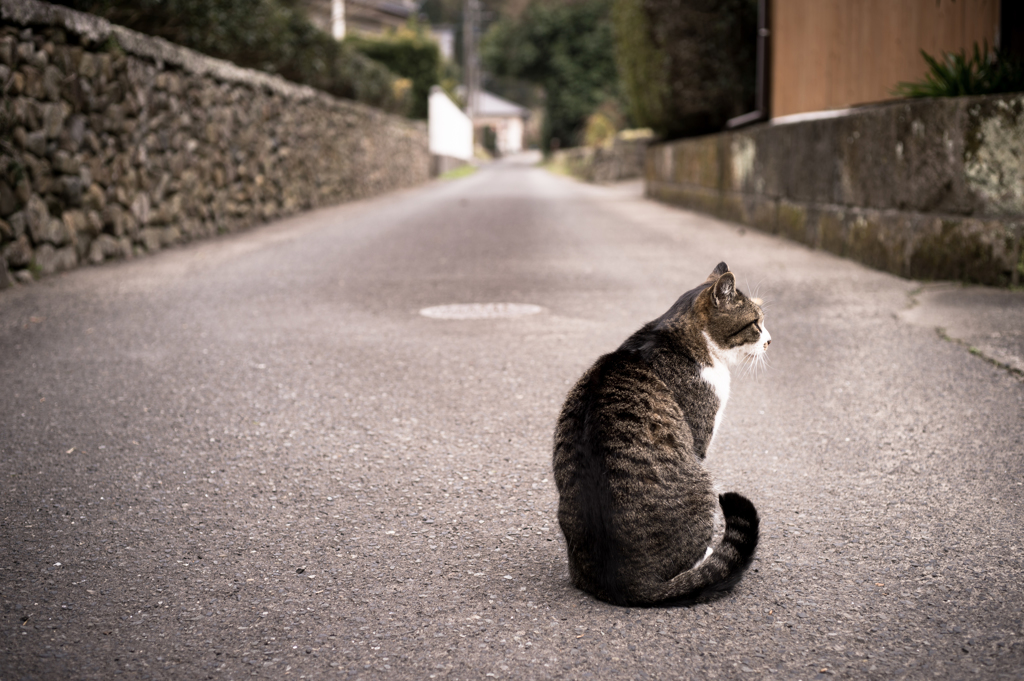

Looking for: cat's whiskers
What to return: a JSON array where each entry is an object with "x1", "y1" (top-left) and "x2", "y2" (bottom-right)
[
  {"x1": 741, "y1": 345, "x2": 771, "y2": 379},
  {"x1": 748, "y1": 278, "x2": 765, "y2": 303},
  {"x1": 745, "y1": 352, "x2": 761, "y2": 378},
  {"x1": 755, "y1": 352, "x2": 771, "y2": 378}
]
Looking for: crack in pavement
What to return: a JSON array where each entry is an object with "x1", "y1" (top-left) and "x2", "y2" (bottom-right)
[{"x1": 900, "y1": 283, "x2": 1024, "y2": 379}]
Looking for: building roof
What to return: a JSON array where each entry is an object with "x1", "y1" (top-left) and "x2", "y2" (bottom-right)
[
  {"x1": 475, "y1": 91, "x2": 530, "y2": 119},
  {"x1": 298, "y1": 0, "x2": 416, "y2": 35},
  {"x1": 353, "y1": 0, "x2": 415, "y2": 18}
]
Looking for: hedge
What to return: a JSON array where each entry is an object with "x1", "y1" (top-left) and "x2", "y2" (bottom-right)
[{"x1": 48, "y1": 0, "x2": 402, "y2": 112}]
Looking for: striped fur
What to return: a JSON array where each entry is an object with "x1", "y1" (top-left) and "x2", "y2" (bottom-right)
[{"x1": 553, "y1": 263, "x2": 765, "y2": 606}]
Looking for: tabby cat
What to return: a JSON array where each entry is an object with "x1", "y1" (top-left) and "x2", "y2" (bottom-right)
[{"x1": 553, "y1": 262, "x2": 769, "y2": 606}]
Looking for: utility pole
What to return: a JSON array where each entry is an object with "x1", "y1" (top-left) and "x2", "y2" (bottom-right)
[
  {"x1": 331, "y1": 0, "x2": 346, "y2": 40},
  {"x1": 463, "y1": 0, "x2": 481, "y2": 116}
]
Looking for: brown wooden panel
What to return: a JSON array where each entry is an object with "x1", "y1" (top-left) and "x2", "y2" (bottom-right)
[{"x1": 772, "y1": 0, "x2": 1000, "y2": 118}]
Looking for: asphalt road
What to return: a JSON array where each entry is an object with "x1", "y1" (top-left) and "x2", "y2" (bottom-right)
[{"x1": 2, "y1": 155, "x2": 1023, "y2": 680}]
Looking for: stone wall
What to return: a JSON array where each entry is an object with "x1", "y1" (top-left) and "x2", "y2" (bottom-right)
[
  {"x1": 551, "y1": 133, "x2": 651, "y2": 184},
  {"x1": 646, "y1": 95, "x2": 1024, "y2": 287},
  {"x1": 0, "y1": 0, "x2": 429, "y2": 287}
]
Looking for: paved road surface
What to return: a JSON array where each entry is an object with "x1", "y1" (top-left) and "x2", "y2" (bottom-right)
[{"x1": 2, "y1": 156, "x2": 1023, "y2": 680}]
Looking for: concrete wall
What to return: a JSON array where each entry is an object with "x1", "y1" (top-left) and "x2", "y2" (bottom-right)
[
  {"x1": 646, "y1": 95, "x2": 1024, "y2": 286},
  {"x1": 0, "y1": 0, "x2": 429, "y2": 287},
  {"x1": 428, "y1": 86, "x2": 472, "y2": 163}
]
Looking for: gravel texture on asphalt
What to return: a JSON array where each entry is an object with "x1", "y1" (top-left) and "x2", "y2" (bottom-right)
[{"x1": 1, "y1": 157, "x2": 1022, "y2": 679}]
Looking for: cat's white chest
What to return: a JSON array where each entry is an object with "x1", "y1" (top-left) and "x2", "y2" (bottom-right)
[{"x1": 700, "y1": 356, "x2": 731, "y2": 443}]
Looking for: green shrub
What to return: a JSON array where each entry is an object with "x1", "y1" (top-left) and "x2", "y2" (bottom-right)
[
  {"x1": 894, "y1": 43, "x2": 1024, "y2": 98},
  {"x1": 50, "y1": 0, "x2": 401, "y2": 112},
  {"x1": 611, "y1": 0, "x2": 668, "y2": 134},
  {"x1": 582, "y1": 112, "x2": 617, "y2": 148},
  {"x1": 346, "y1": 25, "x2": 442, "y2": 119},
  {"x1": 481, "y1": 0, "x2": 620, "y2": 151},
  {"x1": 481, "y1": 125, "x2": 498, "y2": 155}
]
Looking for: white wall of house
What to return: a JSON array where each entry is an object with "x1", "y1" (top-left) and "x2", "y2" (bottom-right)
[
  {"x1": 502, "y1": 117, "x2": 524, "y2": 154},
  {"x1": 475, "y1": 116, "x2": 524, "y2": 155},
  {"x1": 331, "y1": 0, "x2": 345, "y2": 39},
  {"x1": 428, "y1": 88, "x2": 473, "y2": 161}
]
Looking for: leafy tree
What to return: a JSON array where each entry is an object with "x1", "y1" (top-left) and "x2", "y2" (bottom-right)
[
  {"x1": 613, "y1": 0, "x2": 756, "y2": 139},
  {"x1": 50, "y1": 0, "x2": 400, "y2": 111},
  {"x1": 611, "y1": 0, "x2": 667, "y2": 133},
  {"x1": 481, "y1": 0, "x2": 619, "y2": 150},
  {"x1": 346, "y1": 24, "x2": 442, "y2": 119}
]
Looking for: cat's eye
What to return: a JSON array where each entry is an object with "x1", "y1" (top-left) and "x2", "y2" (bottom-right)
[{"x1": 730, "y1": 321, "x2": 759, "y2": 338}]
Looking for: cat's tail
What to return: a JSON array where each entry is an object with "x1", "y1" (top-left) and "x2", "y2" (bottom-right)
[{"x1": 643, "y1": 492, "x2": 760, "y2": 605}]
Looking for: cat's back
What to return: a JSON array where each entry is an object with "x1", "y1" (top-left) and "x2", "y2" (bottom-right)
[
  {"x1": 553, "y1": 343, "x2": 696, "y2": 479},
  {"x1": 552, "y1": 341, "x2": 716, "y2": 602}
]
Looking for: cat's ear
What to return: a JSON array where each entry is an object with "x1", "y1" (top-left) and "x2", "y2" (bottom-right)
[
  {"x1": 712, "y1": 272, "x2": 736, "y2": 307},
  {"x1": 706, "y1": 262, "x2": 729, "y2": 282}
]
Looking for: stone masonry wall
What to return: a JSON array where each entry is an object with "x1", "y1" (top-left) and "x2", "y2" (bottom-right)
[
  {"x1": 0, "y1": 0, "x2": 429, "y2": 287},
  {"x1": 552, "y1": 134, "x2": 651, "y2": 184},
  {"x1": 646, "y1": 95, "x2": 1024, "y2": 287}
]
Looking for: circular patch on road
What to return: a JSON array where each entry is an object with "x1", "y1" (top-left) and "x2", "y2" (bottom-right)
[{"x1": 419, "y1": 303, "x2": 544, "y2": 320}]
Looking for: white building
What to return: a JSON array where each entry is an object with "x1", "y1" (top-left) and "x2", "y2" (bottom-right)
[
  {"x1": 473, "y1": 91, "x2": 530, "y2": 155},
  {"x1": 430, "y1": 25, "x2": 455, "y2": 62},
  {"x1": 299, "y1": 0, "x2": 418, "y2": 37}
]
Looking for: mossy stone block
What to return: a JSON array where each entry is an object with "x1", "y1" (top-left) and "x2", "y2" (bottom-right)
[{"x1": 777, "y1": 200, "x2": 807, "y2": 242}]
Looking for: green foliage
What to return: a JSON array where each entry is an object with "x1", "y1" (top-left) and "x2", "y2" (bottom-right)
[
  {"x1": 583, "y1": 112, "x2": 617, "y2": 148},
  {"x1": 50, "y1": 0, "x2": 401, "y2": 112},
  {"x1": 439, "y1": 164, "x2": 477, "y2": 180},
  {"x1": 614, "y1": 0, "x2": 756, "y2": 139},
  {"x1": 894, "y1": 43, "x2": 1024, "y2": 98},
  {"x1": 481, "y1": 0, "x2": 619, "y2": 150},
  {"x1": 610, "y1": 0, "x2": 667, "y2": 133},
  {"x1": 481, "y1": 125, "x2": 498, "y2": 155},
  {"x1": 582, "y1": 99, "x2": 625, "y2": 147},
  {"x1": 346, "y1": 25, "x2": 442, "y2": 119},
  {"x1": 483, "y1": 75, "x2": 543, "y2": 110}
]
